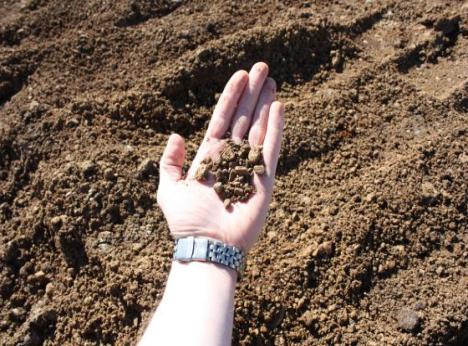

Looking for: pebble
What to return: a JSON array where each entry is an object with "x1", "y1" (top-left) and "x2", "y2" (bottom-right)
[
  {"x1": 50, "y1": 215, "x2": 64, "y2": 229},
  {"x1": 314, "y1": 241, "x2": 334, "y2": 257},
  {"x1": 132, "y1": 243, "x2": 144, "y2": 253},
  {"x1": 421, "y1": 181, "x2": 438, "y2": 199},
  {"x1": 45, "y1": 283, "x2": 55, "y2": 297},
  {"x1": 234, "y1": 166, "x2": 249, "y2": 176},
  {"x1": 397, "y1": 308, "x2": 420, "y2": 332},
  {"x1": 248, "y1": 147, "x2": 262, "y2": 163},
  {"x1": 66, "y1": 118, "x2": 80, "y2": 128},
  {"x1": 364, "y1": 192, "x2": 376, "y2": 202},
  {"x1": 9, "y1": 307, "x2": 26, "y2": 321},
  {"x1": 195, "y1": 164, "x2": 209, "y2": 181},
  {"x1": 81, "y1": 161, "x2": 98, "y2": 178},
  {"x1": 253, "y1": 164, "x2": 265, "y2": 175},
  {"x1": 136, "y1": 159, "x2": 156, "y2": 179},
  {"x1": 213, "y1": 182, "x2": 224, "y2": 195},
  {"x1": 2, "y1": 241, "x2": 19, "y2": 262},
  {"x1": 34, "y1": 270, "x2": 46, "y2": 281},
  {"x1": 104, "y1": 168, "x2": 116, "y2": 181},
  {"x1": 301, "y1": 310, "x2": 316, "y2": 327},
  {"x1": 223, "y1": 198, "x2": 231, "y2": 209},
  {"x1": 221, "y1": 146, "x2": 235, "y2": 161}
]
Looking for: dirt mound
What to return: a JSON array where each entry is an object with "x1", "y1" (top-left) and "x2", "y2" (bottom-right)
[{"x1": 0, "y1": 0, "x2": 467, "y2": 345}]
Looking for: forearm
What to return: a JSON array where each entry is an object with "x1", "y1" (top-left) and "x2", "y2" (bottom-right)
[{"x1": 138, "y1": 261, "x2": 237, "y2": 346}]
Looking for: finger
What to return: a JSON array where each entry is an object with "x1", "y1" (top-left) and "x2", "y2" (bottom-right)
[
  {"x1": 207, "y1": 70, "x2": 249, "y2": 139},
  {"x1": 248, "y1": 77, "x2": 276, "y2": 146},
  {"x1": 262, "y1": 101, "x2": 284, "y2": 184},
  {"x1": 231, "y1": 62, "x2": 269, "y2": 142},
  {"x1": 159, "y1": 133, "x2": 186, "y2": 183}
]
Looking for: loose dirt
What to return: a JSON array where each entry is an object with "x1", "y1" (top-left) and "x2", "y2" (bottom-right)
[
  {"x1": 0, "y1": 1, "x2": 467, "y2": 345},
  {"x1": 195, "y1": 139, "x2": 264, "y2": 208}
]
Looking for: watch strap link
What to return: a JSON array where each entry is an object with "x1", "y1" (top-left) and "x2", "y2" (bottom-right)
[{"x1": 173, "y1": 236, "x2": 245, "y2": 276}]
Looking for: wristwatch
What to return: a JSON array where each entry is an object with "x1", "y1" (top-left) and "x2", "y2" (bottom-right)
[{"x1": 173, "y1": 236, "x2": 246, "y2": 277}]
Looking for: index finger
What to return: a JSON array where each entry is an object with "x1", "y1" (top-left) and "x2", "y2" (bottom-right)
[{"x1": 206, "y1": 70, "x2": 249, "y2": 139}]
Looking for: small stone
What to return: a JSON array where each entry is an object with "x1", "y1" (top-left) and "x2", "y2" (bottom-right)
[
  {"x1": 331, "y1": 53, "x2": 343, "y2": 69},
  {"x1": 421, "y1": 181, "x2": 438, "y2": 199},
  {"x1": 223, "y1": 198, "x2": 231, "y2": 209},
  {"x1": 66, "y1": 118, "x2": 80, "y2": 128},
  {"x1": 29, "y1": 100, "x2": 40, "y2": 111},
  {"x1": 50, "y1": 215, "x2": 64, "y2": 229},
  {"x1": 104, "y1": 168, "x2": 116, "y2": 181},
  {"x1": 98, "y1": 231, "x2": 113, "y2": 245},
  {"x1": 314, "y1": 241, "x2": 334, "y2": 257},
  {"x1": 2, "y1": 241, "x2": 19, "y2": 262},
  {"x1": 34, "y1": 270, "x2": 46, "y2": 280},
  {"x1": 213, "y1": 182, "x2": 224, "y2": 195},
  {"x1": 300, "y1": 244, "x2": 316, "y2": 258},
  {"x1": 221, "y1": 146, "x2": 235, "y2": 161},
  {"x1": 267, "y1": 231, "x2": 277, "y2": 239},
  {"x1": 136, "y1": 159, "x2": 156, "y2": 179},
  {"x1": 460, "y1": 152, "x2": 468, "y2": 164},
  {"x1": 397, "y1": 308, "x2": 420, "y2": 332},
  {"x1": 234, "y1": 166, "x2": 249, "y2": 176},
  {"x1": 300, "y1": 310, "x2": 316, "y2": 327},
  {"x1": 45, "y1": 283, "x2": 55, "y2": 297},
  {"x1": 132, "y1": 243, "x2": 144, "y2": 253},
  {"x1": 248, "y1": 147, "x2": 262, "y2": 164},
  {"x1": 195, "y1": 164, "x2": 209, "y2": 181},
  {"x1": 365, "y1": 192, "x2": 376, "y2": 202},
  {"x1": 253, "y1": 165, "x2": 265, "y2": 175},
  {"x1": 9, "y1": 307, "x2": 26, "y2": 321},
  {"x1": 81, "y1": 161, "x2": 98, "y2": 178}
]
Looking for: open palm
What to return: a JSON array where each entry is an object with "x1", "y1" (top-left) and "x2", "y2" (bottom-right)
[{"x1": 157, "y1": 62, "x2": 284, "y2": 251}]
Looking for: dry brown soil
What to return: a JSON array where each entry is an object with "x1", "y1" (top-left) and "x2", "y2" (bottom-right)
[{"x1": 0, "y1": 0, "x2": 467, "y2": 345}]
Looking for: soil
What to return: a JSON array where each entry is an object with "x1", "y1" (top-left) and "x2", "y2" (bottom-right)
[
  {"x1": 0, "y1": 0, "x2": 467, "y2": 345},
  {"x1": 195, "y1": 139, "x2": 264, "y2": 207}
]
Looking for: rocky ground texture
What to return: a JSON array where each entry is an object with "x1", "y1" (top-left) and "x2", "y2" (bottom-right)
[{"x1": 0, "y1": 0, "x2": 467, "y2": 345}]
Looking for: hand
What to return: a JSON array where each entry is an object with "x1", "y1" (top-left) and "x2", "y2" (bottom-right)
[{"x1": 157, "y1": 62, "x2": 284, "y2": 252}]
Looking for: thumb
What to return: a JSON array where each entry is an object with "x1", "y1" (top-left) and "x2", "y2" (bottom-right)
[{"x1": 159, "y1": 133, "x2": 186, "y2": 183}]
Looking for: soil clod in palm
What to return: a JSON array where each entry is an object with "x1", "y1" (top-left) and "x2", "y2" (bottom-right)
[{"x1": 196, "y1": 139, "x2": 265, "y2": 207}]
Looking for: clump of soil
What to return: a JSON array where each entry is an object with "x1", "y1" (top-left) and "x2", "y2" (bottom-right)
[{"x1": 195, "y1": 139, "x2": 265, "y2": 208}]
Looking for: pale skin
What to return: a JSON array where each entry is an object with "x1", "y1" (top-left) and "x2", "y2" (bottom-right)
[{"x1": 138, "y1": 62, "x2": 284, "y2": 346}]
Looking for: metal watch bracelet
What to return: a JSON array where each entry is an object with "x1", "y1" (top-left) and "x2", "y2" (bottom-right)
[{"x1": 173, "y1": 236, "x2": 246, "y2": 278}]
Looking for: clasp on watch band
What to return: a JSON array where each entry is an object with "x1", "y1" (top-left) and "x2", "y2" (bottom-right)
[
  {"x1": 173, "y1": 236, "x2": 209, "y2": 261},
  {"x1": 173, "y1": 236, "x2": 245, "y2": 278}
]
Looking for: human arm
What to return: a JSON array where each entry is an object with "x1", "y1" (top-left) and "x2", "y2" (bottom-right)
[
  {"x1": 138, "y1": 62, "x2": 284, "y2": 346},
  {"x1": 138, "y1": 262, "x2": 236, "y2": 346}
]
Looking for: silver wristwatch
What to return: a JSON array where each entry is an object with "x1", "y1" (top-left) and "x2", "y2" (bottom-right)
[{"x1": 173, "y1": 236, "x2": 246, "y2": 277}]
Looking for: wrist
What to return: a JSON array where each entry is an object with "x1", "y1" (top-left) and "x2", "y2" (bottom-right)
[
  {"x1": 170, "y1": 260, "x2": 238, "y2": 283},
  {"x1": 159, "y1": 261, "x2": 237, "y2": 311}
]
